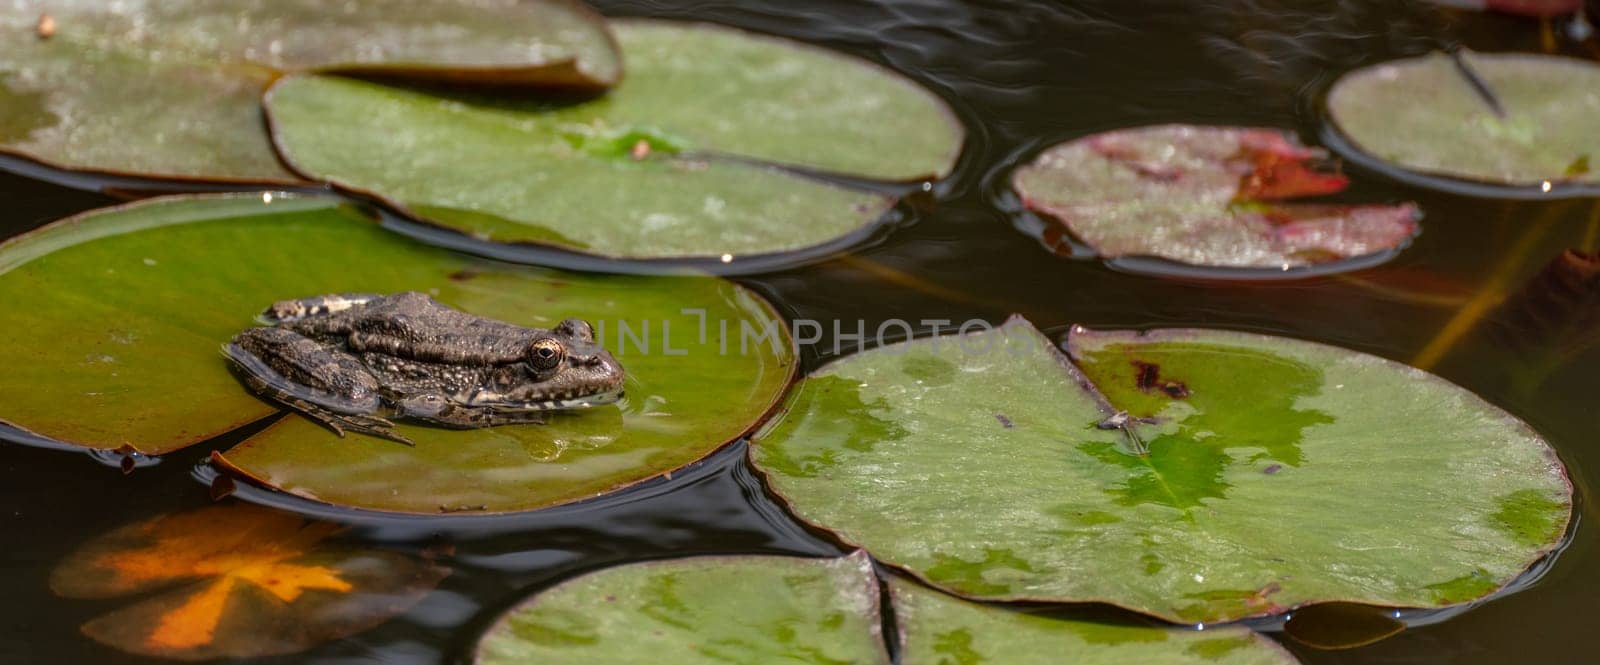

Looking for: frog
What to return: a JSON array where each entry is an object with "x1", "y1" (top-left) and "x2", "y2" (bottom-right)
[{"x1": 224, "y1": 291, "x2": 625, "y2": 446}]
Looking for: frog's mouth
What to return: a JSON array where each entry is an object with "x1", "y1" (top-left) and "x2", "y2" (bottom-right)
[
  {"x1": 474, "y1": 387, "x2": 625, "y2": 411},
  {"x1": 521, "y1": 388, "x2": 625, "y2": 411}
]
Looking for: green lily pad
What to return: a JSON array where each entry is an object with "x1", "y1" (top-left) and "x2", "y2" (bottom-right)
[
  {"x1": 473, "y1": 552, "x2": 1298, "y2": 664},
  {"x1": 474, "y1": 552, "x2": 890, "y2": 665},
  {"x1": 265, "y1": 20, "x2": 963, "y2": 260},
  {"x1": 1326, "y1": 51, "x2": 1600, "y2": 190},
  {"x1": 1013, "y1": 125, "x2": 1419, "y2": 271},
  {"x1": 750, "y1": 317, "x2": 1571, "y2": 623},
  {"x1": 0, "y1": 193, "x2": 794, "y2": 515},
  {"x1": 0, "y1": 0, "x2": 618, "y2": 181},
  {"x1": 890, "y1": 578, "x2": 1296, "y2": 664}
]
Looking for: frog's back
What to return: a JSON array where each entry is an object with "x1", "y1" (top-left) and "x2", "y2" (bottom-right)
[{"x1": 304, "y1": 291, "x2": 538, "y2": 365}]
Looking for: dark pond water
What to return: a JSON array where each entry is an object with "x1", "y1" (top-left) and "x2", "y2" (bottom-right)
[{"x1": 2, "y1": 0, "x2": 1597, "y2": 662}]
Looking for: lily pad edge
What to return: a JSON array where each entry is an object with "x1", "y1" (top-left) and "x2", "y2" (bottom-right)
[
  {"x1": 616, "y1": 18, "x2": 967, "y2": 182},
  {"x1": 884, "y1": 576, "x2": 1301, "y2": 663},
  {"x1": 748, "y1": 314, "x2": 1575, "y2": 624}
]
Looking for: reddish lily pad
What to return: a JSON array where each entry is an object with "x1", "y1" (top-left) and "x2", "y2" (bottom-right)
[
  {"x1": 0, "y1": 194, "x2": 794, "y2": 514},
  {"x1": 0, "y1": 0, "x2": 618, "y2": 182},
  {"x1": 1327, "y1": 51, "x2": 1600, "y2": 192},
  {"x1": 1013, "y1": 125, "x2": 1419, "y2": 271},
  {"x1": 750, "y1": 317, "x2": 1571, "y2": 623},
  {"x1": 50, "y1": 503, "x2": 446, "y2": 660},
  {"x1": 264, "y1": 20, "x2": 964, "y2": 261}
]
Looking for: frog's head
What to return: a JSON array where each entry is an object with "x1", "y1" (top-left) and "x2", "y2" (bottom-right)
[{"x1": 479, "y1": 318, "x2": 625, "y2": 410}]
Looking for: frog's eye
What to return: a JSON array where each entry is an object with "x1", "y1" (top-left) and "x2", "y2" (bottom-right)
[{"x1": 527, "y1": 338, "x2": 566, "y2": 372}]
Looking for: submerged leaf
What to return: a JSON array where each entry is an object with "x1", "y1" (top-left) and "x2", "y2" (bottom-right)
[
  {"x1": 750, "y1": 317, "x2": 1571, "y2": 623},
  {"x1": 0, "y1": 0, "x2": 618, "y2": 181},
  {"x1": 265, "y1": 20, "x2": 963, "y2": 260},
  {"x1": 1013, "y1": 125, "x2": 1419, "y2": 270},
  {"x1": 891, "y1": 578, "x2": 1296, "y2": 664},
  {"x1": 474, "y1": 553, "x2": 890, "y2": 665},
  {"x1": 50, "y1": 503, "x2": 446, "y2": 660},
  {"x1": 1491, "y1": 249, "x2": 1600, "y2": 357},
  {"x1": 0, "y1": 194, "x2": 793, "y2": 514},
  {"x1": 1327, "y1": 51, "x2": 1600, "y2": 189}
]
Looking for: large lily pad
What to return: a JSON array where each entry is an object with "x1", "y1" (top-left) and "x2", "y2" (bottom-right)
[
  {"x1": 0, "y1": 194, "x2": 793, "y2": 514},
  {"x1": 473, "y1": 552, "x2": 1298, "y2": 664},
  {"x1": 890, "y1": 578, "x2": 1295, "y2": 664},
  {"x1": 51, "y1": 503, "x2": 447, "y2": 660},
  {"x1": 265, "y1": 20, "x2": 963, "y2": 260},
  {"x1": 474, "y1": 553, "x2": 890, "y2": 664},
  {"x1": 750, "y1": 317, "x2": 1571, "y2": 623},
  {"x1": 0, "y1": 0, "x2": 618, "y2": 181},
  {"x1": 1327, "y1": 51, "x2": 1600, "y2": 191},
  {"x1": 1013, "y1": 125, "x2": 1419, "y2": 270}
]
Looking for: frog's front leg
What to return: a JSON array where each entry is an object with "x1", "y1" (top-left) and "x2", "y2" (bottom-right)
[
  {"x1": 225, "y1": 327, "x2": 414, "y2": 446},
  {"x1": 393, "y1": 393, "x2": 548, "y2": 429},
  {"x1": 260, "y1": 293, "x2": 382, "y2": 324}
]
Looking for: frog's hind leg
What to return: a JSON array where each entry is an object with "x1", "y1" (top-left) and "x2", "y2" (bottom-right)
[
  {"x1": 260, "y1": 293, "x2": 383, "y2": 324},
  {"x1": 225, "y1": 327, "x2": 414, "y2": 446}
]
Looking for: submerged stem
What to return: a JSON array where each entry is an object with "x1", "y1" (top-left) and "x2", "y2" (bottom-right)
[
  {"x1": 1580, "y1": 200, "x2": 1600, "y2": 253},
  {"x1": 1412, "y1": 204, "x2": 1563, "y2": 370}
]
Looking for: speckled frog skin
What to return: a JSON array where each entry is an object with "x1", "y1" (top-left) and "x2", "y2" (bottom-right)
[{"x1": 225, "y1": 291, "x2": 624, "y2": 445}]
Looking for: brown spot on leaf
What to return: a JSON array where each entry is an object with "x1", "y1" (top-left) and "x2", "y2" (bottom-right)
[
  {"x1": 1134, "y1": 361, "x2": 1159, "y2": 391},
  {"x1": 447, "y1": 269, "x2": 479, "y2": 282},
  {"x1": 995, "y1": 413, "x2": 1014, "y2": 428},
  {"x1": 1132, "y1": 361, "x2": 1190, "y2": 399},
  {"x1": 1263, "y1": 464, "x2": 1283, "y2": 475}
]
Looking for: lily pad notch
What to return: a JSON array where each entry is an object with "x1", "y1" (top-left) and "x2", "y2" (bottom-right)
[
  {"x1": 750, "y1": 315, "x2": 1572, "y2": 624},
  {"x1": 1012, "y1": 124, "x2": 1420, "y2": 277},
  {"x1": 263, "y1": 20, "x2": 965, "y2": 265}
]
